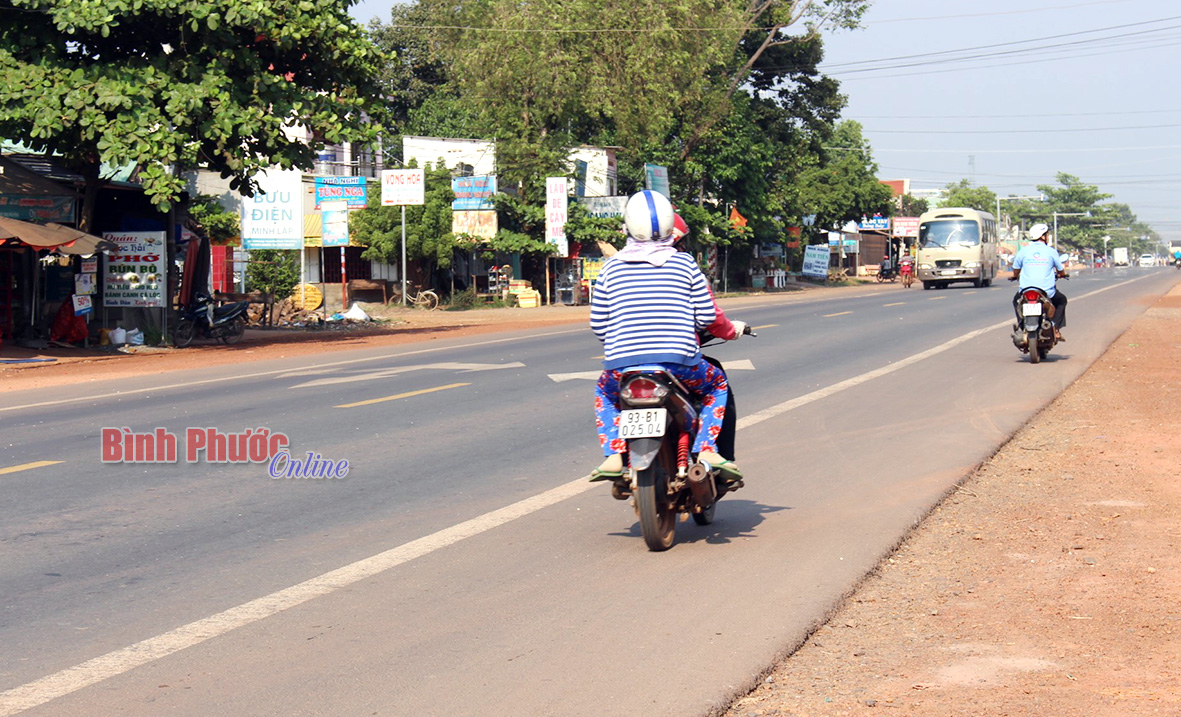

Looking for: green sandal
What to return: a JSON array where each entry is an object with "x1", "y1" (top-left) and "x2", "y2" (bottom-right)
[{"x1": 588, "y1": 467, "x2": 625, "y2": 482}]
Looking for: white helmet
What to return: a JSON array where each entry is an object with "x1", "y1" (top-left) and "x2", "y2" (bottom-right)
[
  {"x1": 1028, "y1": 223, "x2": 1050, "y2": 242},
  {"x1": 623, "y1": 190, "x2": 675, "y2": 242}
]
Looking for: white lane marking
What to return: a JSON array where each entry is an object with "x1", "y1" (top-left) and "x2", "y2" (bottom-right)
[
  {"x1": 549, "y1": 371, "x2": 604, "y2": 382},
  {"x1": 0, "y1": 277, "x2": 1143, "y2": 714},
  {"x1": 738, "y1": 277, "x2": 1139, "y2": 430},
  {"x1": 0, "y1": 478, "x2": 597, "y2": 716},
  {"x1": 0, "y1": 329, "x2": 582, "y2": 414},
  {"x1": 289, "y1": 362, "x2": 525, "y2": 389},
  {"x1": 547, "y1": 360, "x2": 755, "y2": 383}
]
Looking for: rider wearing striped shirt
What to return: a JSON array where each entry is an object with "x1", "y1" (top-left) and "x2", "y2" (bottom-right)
[{"x1": 588, "y1": 190, "x2": 744, "y2": 482}]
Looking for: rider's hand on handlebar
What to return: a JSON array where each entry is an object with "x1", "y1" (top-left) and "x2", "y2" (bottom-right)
[{"x1": 730, "y1": 320, "x2": 747, "y2": 339}]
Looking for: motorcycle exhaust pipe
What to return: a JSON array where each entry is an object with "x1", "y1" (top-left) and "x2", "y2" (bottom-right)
[{"x1": 687, "y1": 462, "x2": 717, "y2": 508}]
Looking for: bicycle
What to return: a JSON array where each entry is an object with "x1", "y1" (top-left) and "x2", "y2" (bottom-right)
[{"x1": 391, "y1": 285, "x2": 440, "y2": 310}]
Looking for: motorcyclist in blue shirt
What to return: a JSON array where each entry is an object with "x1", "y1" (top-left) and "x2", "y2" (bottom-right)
[{"x1": 1010, "y1": 223, "x2": 1068, "y2": 341}]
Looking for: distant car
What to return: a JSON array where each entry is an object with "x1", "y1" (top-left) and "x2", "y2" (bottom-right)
[{"x1": 1138, "y1": 254, "x2": 1155, "y2": 267}]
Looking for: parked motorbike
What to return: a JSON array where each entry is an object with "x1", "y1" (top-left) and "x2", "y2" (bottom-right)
[
  {"x1": 1010, "y1": 286, "x2": 1059, "y2": 364},
  {"x1": 605, "y1": 325, "x2": 754, "y2": 551},
  {"x1": 173, "y1": 293, "x2": 248, "y2": 348}
]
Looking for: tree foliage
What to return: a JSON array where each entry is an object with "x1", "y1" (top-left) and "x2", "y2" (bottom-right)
[
  {"x1": 186, "y1": 194, "x2": 239, "y2": 245},
  {"x1": 353, "y1": 162, "x2": 457, "y2": 269},
  {"x1": 791, "y1": 121, "x2": 893, "y2": 231},
  {"x1": 0, "y1": 0, "x2": 384, "y2": 227},
  {"x1": 939, "y1": 179, "x2": 997, "y2": 214}
]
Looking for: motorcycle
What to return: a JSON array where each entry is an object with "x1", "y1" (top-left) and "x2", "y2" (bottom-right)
[
  {"x1": 876, "y1": 265, "x2": 896, "y2": 282},
  {"x1": 1010, "y1": 286, "x2": 1059, "y2": 364},
  {"x1": 173, "y1": 293, "x2": 249, "y2": 347},
  {"x1": 899, "y1": 261, "x2": 915, "y2": 288},
  {"x1": 606, "y1": 325, "x2": 754, "y2": 551}
]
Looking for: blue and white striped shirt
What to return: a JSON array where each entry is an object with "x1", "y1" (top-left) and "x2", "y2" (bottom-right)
[{"x1": 590, "y1": 253, "x2": 718, "y2": 370}]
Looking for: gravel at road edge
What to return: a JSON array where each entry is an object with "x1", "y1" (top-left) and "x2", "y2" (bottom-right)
[{"x1": 724, "y1": 287, "x2": 1181, "y2": 715}]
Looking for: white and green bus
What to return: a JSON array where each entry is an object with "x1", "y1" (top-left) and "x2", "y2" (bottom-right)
[{"x1": 915, "y1": 207, "x2": 1000, "y2": 290}]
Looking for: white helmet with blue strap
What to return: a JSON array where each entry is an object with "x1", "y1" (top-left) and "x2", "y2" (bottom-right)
[{"x1": 623, "y1": 190, "x2": 675, "y2": 242}]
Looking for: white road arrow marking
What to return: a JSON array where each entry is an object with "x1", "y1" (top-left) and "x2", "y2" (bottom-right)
[{"x1": 289, "y1": 362, "x2": 525, "y2": 389}]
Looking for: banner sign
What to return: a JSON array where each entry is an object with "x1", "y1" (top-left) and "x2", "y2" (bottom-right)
[
  {"x1": 321, "y1": 201, "x2": 350, "y2": 247},
  {"x1": 241, "y1": 169, "x2": 303, "y2": 250},
  {"x1": 891, "y1": 216, "x2": 920, "y2": 238},
  {"x1": 858, "y1": 214, "x2": 890, "y2": 231},
  {"x1": 546, "y1": 177, "x2": 569, "y2": 258},
  {"x1": 74, "y1": 272, "x2": 95, "y2": 295},
  {"x1": 451, "y1": 175, "x2": 496, "y2": 211},
  {"x1": 314, "y1": 176, "x2": 368, "y2": 210},
  {"x1": 452, "y1": 210, "x2": 498, "y2": 239},
  {"x1": 801, "y1": 244, "x2": 831, "y2": 278},
  {"x1": 72, "y1": 294, "x2": 93, "y2": 316},
  {"x1": 643, "y1": 163, "x2": 670, "y2": 198},
  {"x1": 102, "y1": 231, "x2": 166, "y2": 307},
  {"x1": 0, "y1": 195, "x2": 75, "y2": 223},
  {"x1": 578, "y1": 196, "x2": 628, "y2": 219},
  {"x1": 381, "y1": 169, "x2": 425, "y2": 206}
]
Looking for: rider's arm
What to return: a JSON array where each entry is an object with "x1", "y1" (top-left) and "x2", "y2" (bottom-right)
[{"x1": 703, "y1": 285, "x2": 738, "y2": 340}]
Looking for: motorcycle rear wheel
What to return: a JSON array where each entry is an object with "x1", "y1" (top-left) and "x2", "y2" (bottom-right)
[
  {"x1": 173, "y1": 319, "x2": 195, "y2": 348},
  {"x1": 1028, "y1": 331, "x2": 1041, "y2": 363},
  {"x1": 636, "y1": 461, "x2": 677, "y2": 551},
  {"x1": 221, "y1": 317, "x2": 246, "y2": 345}
]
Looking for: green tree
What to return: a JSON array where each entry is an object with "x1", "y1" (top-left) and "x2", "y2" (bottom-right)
[
  {"x1": 0, "y1": 0, "x2": 383, "y2": 229},
  {"x1": 899, "y1": 194, "x2": 929, "y2": 216},
  {"x1": 186, "y1": 195, "x2": 239, "y2": 245},
  {"x1": 939, "y1": 179, "x2": 997, "y2": 213},
  {"x1": 353, "y1": 162, "x2": 458, "y2": 273},
  {"x1": 247, "y1": 250, "x2": 299, "y2": 298},
  {"x1": 791, "y1": 121, "x2": 893, "y2": 232}
]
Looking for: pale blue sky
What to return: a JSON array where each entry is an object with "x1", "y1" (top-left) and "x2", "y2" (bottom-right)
[{"x1": 349, "y1": 0, "x2": 1180, "y2": 244}]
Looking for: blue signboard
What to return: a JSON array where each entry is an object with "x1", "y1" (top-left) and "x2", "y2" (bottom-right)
[
  {"x1": 858, "y1": 214, "x2": 890, "y2": 231},
  {"x1": 452, "y1": 175, "x2": 497, "y2": 211},
  {"x1": 314, "y1": 176, "x2": 368, "y2": 210}
]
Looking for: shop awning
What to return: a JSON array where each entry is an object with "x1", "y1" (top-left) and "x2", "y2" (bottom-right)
[{"x1": 0, "y1": 216, "x2": 113, "y2": 255}]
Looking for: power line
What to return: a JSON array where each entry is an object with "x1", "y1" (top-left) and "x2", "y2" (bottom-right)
[
  {"x1": 828, "y1": 144, "x2": 1181, "y2": 154},
  {"x1": 827, "y1": 23, "x2": 1181, "y2": 75},
  {"x1": 868, "y1": 123, "x2": 1181, "y2": 135},
  {"x1": 829, "y1": 37, "x2": 1181, "y2": 81},
  {"x1": 856, "y1": 109, "x2": 1181, "y2": 120},
  {"x1": 869, "y1": 0, "x2": 1140, "y2": 24}
]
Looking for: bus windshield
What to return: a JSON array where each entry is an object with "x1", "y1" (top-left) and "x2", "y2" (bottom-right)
[{"x1": 920, "y1": 220, "x2": 980, "y2": 249}]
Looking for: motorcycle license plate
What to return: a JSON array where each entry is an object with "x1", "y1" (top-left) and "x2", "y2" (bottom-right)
[
  {"x1": 619, "y1": 408, "x2": 667, "y2": 438},
  {"x1": 1023, "y1": 302, "x2": 1043, "y2": 316}
]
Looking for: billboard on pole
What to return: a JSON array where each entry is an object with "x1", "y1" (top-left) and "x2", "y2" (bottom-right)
[
  {"x1": 241, "y1": 169, "x2": 304, "y2": 250},
  {"x1": 381, "y1": 169, "x2": 425, "y2": 206},
  {"x1": 546, "y1": 177, "x2": 569, "y2": 258}
]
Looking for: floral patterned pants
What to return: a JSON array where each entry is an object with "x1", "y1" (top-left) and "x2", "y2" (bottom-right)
[{"x1": 594, "y1": 359, "x2": 729, "y2": 457}]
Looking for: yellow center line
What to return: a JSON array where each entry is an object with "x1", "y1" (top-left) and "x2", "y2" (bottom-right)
[
  {"x1": 928, "y1": 296, "x2": 948, "y2": 301},
  {"x1": 0, "y1": 460, "x2": 63, "y2": 476},
  {"x1": 335, "y1": 383, "x2": 470, "y2": 408},
  {"x1": 882, "y1": 302, "x2": 906, "y2": 307},
  {"x1": 823, "y1": 311, "x2": 852, "y2": 318},
  {"x1": 752, "y1": 324, "x2": 778, "y2": 330}
]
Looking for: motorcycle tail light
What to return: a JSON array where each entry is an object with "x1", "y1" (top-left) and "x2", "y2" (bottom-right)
[
  {"x1": 1023, "y1": 289, "x2": 1042, "y2": 303},
  {"x1": 622, "y1": 377, "x2": 668, "y2": 402}
]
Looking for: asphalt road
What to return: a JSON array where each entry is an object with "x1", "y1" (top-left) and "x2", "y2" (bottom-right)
[{"x1": 1, "y1": 266, "x2": 1176, "y2": 716}]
